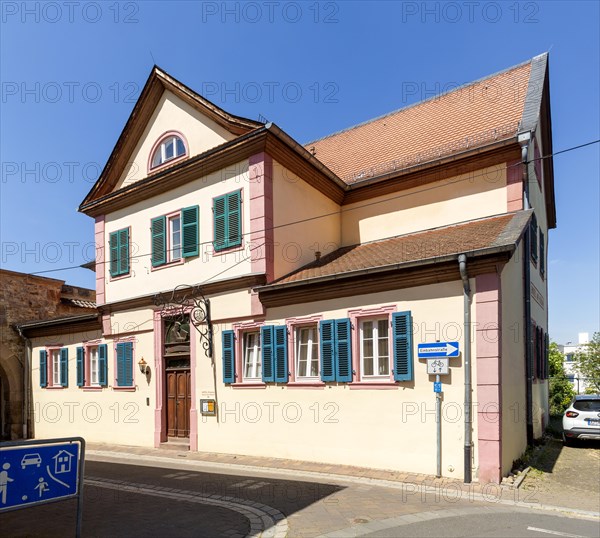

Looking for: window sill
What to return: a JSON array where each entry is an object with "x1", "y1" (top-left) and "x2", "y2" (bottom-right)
[
  {"x1": 231, "y1": 382, "x2": 266, "y2": 389},
  {"x1": 287, "y1": 382, "x2": 325, "y2": 389},
  {"x1": 151, "y1": 258, "x2": 185, "y2": 272},
  {"x1": 112, "y1": 386, "x2": 137, "y2": 392},
  {"x1": 45, "y1": 386, "x2": 66, "y2": 390},
  {"x1": 213, "y1": 242, "x2": 244, "y2": 257},
  {"x1": 110, "y1": 272, "x2": 132, "y2": 282},
  {"x1": 349, "y1": 382, "x2": 398, "y2": 390},
  {"x1": 81, "y1": 386, "x2": 104, "y2": 392}
]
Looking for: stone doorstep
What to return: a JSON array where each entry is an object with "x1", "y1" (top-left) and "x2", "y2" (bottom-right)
[{"x1": 85, "y1": 442, "x2": 484, "y2": 493}]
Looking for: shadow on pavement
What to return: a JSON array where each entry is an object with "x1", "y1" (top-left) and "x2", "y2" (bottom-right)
[{"x1": 0, "y1": 461, "x2": 345, "y2": 537}]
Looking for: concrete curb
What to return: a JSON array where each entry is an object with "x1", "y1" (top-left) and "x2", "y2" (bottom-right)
[
  {"x1": 86, "y1": 450, "x2": 600, "y2": 521},
  {"x1": 513, "y1": 466, "x2": 531, "y2": 489}
]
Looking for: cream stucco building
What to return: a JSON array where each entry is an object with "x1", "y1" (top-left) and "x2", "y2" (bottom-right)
[{"x1": 20, "y1": 53, "x2": 556, "y2": 484}]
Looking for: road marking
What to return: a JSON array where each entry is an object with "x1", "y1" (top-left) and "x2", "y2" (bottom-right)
[
  {"x1": 86, "y1": 476, "x2": 288, "y2": 538},
  {"x1": 527, "y1": 527, "x2": 585, "y2": 537}
]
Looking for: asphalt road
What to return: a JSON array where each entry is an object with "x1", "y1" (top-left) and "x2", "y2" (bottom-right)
[
  {"x1": 1, "y1": 460, "x2": 597, "y2": 537},
  {"x1": 364, "y1": 512, "x2": 600, "y2": 538}
]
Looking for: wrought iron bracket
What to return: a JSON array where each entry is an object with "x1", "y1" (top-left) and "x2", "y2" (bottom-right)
[{"x1": 153, "y1": 284, "x2": 213, "y2": 358}]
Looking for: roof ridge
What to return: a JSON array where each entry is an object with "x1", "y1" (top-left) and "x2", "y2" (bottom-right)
[{"x1": 303, "y1": 57, "x2": 535, "y2": 147}]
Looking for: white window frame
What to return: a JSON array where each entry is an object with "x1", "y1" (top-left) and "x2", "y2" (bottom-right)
[
  {"x1": 151, "y1": 135, "x2": 186, "y2": 168},
  {"x1": 89, "y1": 346, "x2": 99, "y2": 386},
  {"x1": 168, "y1": 213, "x2": 182, "y2": 262},
  {"x1": 359, "y1": 317, "x2": 391, "y2": 380},
  {"x1": 295, "y1": 325, "x2": 319, "y2": 380},
  {"x1": 51, "y1": 349, "x2": 61, "y2": 386},
  {"x1": 243, "y1": 331, "x2": 261, "y2": 380}
]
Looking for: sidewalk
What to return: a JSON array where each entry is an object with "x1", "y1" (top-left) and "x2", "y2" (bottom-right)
[{"x1": 86, "y1": 442, "x2": 599, "y2": 516}]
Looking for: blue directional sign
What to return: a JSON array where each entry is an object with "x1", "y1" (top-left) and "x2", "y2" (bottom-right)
[
  {"x1": 0, "y1": 438, "x2": 83, "y2": 512},
  {"x1": 434, "y1": 382, "x2": 442, "y2": 393},
  {"x1": 418, "y1": 342, "x2": 460, "y2": 358}
]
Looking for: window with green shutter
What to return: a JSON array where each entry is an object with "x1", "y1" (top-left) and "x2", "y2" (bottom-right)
[
  {"x1": 213, "y1": 190, "x2": 242, "y2": 251},
  {"x1": 151, "y1": 216, "x2": 167, "y2": 267},
  {"x1": 76, "y1": 347, "x2": 85, "y2": 387},
  {"x1": 392, "y1": 311, "x2": 413, "y2": 382},
  {"x1": 109, "y1": 228, "x2": 130, "y2": 277},
  {"x1": 151, "y1": 206, "x2": 198, "y2": 266},
  {"x1": 539, "y1": 229, "x2": 545, "y2": 278},
  {"x1": 319, "y1": 318, "x2": 353, "y2": 383},
  {"x1": 222, "y1": 330, "x2": 236, "y2": 384},
  {"x1": 116, "y1": 342, "x2": 134, "y2": 387},
  {"x1": 60, "y1": 348, "x2": 69, "y2": 387},
  {"x1": 181, "y1": 205, "x2": 199, "y2": 257},
  {"x1": 530, "y1": 213, "x2": 538, "y2": 264},
  {"x1": 40, "y1": 350, "x2": 48, "y2": 388}
]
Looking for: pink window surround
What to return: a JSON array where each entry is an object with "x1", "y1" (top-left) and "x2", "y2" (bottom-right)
[
  {"x1": 285, "y1": 314, "x2": 324, "y2": 387},
  {"x1": 82, "y1": 339, "x2": 103, "y2": 390},
  {"x1": 153, "y1": 309, "x2": 198, "y2": 450},
  {"x1": 150, "y1": 209, "x2": 185, "y2": 272},
  {"x1": 231, "y1": 320, "x2": 266, "y2": 387},
  {"x1": 95, "y1": 216, "x2": 105, "y2": 305},
  {"x1": 45, "y1": 345, "x2": 64, "y2": 389},
  {"x1": 147, "y1": 131, "x2": 189, "y2": 174},
  {"x1": 113, "y1": 336, "x2": 136, "y2": 391},
  {"x1": 475, "y1": 272, "x2": 503, "y2": 484},
  {"x1": 506, "y1": 159, "x2": 523, "y2": 213},
  {"x1": 108, "y1": 226, "x2": 132, "y2": 282},
  {"x1": 348, "y1": 305, "x2": 397, "y2": 385},
  {"x1": 249, "y1": 153, "x2": 274, "y2": 317}
]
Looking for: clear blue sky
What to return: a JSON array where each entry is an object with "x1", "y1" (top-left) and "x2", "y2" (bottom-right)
[{"x1": 1, "y1": 1, "x2": 598, "y2": 344}]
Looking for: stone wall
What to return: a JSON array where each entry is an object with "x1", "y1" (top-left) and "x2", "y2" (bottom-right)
[{"x1": 0, "y1": 269, "x2": 95, "y2": 439}]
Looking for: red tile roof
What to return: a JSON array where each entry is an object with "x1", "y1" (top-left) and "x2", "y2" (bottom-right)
[
  {"x1": 306, "y1": 61, "x2": 532, "y2": 184},
  {"x1": 269, "y1": 211, "x2": 531, "y2": 287}
]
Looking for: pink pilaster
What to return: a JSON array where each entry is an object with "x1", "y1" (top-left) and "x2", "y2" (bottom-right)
[
  {"x1": 249, "y1": 152, "x2": 274, "y2": 316},
  {"x1": 95, "y1": 215, "x2": 105, "y2": 305},
  {"x1": 506, "y1": 160, "x2": 523, "y2": 212},
  {"x1": 475, "y1": 272, "x2": 502, "y2": 483}
]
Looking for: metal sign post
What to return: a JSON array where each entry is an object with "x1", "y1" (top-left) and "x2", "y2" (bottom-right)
[
  {"x1": 435, "y1": 375, "x2": 442, "y2": 478},
  {"x1": 0, "y1": 437, "x2": 85, "y2": 537}
]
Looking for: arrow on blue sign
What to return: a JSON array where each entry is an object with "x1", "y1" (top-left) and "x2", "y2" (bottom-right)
[{"x1": 418, "y1": 342, "x2": 460, "y2": 358}]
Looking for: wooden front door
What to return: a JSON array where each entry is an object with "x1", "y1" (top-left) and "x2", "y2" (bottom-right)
[{"x1": 166, "y1": 369, "x2": 191, "y2": 437}]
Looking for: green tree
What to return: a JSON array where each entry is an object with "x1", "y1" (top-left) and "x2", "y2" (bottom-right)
[
  {"x1": 548, "y1": 341, "x2": 575, "y2": 415},
  {"x1": 574, "y1": 332, "x2": 600, "y2": 393}
]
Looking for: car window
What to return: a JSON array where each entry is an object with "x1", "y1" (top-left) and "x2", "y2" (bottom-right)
[{"x1": 573, "y1": 399, "x2": 600, "y2": 411}]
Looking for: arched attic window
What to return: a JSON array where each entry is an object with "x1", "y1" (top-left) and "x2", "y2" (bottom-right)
[{"x1": 149, "y1": 132, "x2": 188, "y2": 172}]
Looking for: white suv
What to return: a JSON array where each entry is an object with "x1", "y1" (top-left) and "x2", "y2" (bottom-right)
[{"x1": 562, "y1": 394, "x2": 600, "y2": 445}]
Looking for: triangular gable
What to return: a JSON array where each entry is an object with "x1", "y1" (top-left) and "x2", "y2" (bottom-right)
[{"x1": 81, "y1": 66, "x2": 262, "y2": 207}]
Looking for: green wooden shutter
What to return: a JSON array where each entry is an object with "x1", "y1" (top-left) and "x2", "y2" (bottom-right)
[
  {"x1": 319, "y1": 320, "x2": 335, "y2": 382},
  {"x1": 530, "y1": 213, "x2": 538, "y2": 262},
  {"x1": 540, "y1": 230, "x2": 545, "y2": 277},
  {"x1": 60, "y1": 348, "x2": 69, "y2": 387},
  {"x1": 116, "y1": 343, "x2": 125, "y2": 386},
  {"x1": 213, "y1": 195, "x2": 227, "y2": 251},
  {"x1": 222, "y1": 330, "x2": 235, "y2": 384},
  {"x1": 182, "y1": 205, "x2": 199, "y2": 257},
  {"x1": 544, "y1": 332, "x2": 550, "y2": 380},
  {"x1": 274, "y1": 325, "x2": 288, "y2": 383},
  {"x1": 151, "y1": 216, "x2": 167, "y2": 267},
  {"x1": 98, "y1": 344, "x2": 108, "y2": 386},
  {"x1": 261, "y1": 325, "x2": 275, "y2": 382},
  {"x1": 124, "y1": 342, "x2": 133, "y2": 386},
  {"x1": 393, "y1": 311, "x2": 413, "y2": 381},
  {"x1": 76, "y1": 347, "x2": 84, "y2": 387},
  {"x1": 227, "y1": 191, "x2": 242, "y2": 248},
  {"x1": 40, "y1": 350, "x2": 47, "y2": 388},
  {"x1": 335, "y1": 318, "x2": 352, "y2": 382},
  {"x1": 118, "y1": 228, "x2": 130, "y2": 275},
  {"x1": 109, "y1": 231, "x2": 119, "y2": 276}
]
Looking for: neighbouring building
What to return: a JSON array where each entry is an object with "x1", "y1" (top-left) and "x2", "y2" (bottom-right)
[
  {"x1": 18, "y1": 53, "x2": 555, "y2": 483},
  {"x1": 0, "y1": 269, "x2": 96, "y2": 439},
  {"x1": 560, "y1": 333, "x2": 591, "y2": 394}
]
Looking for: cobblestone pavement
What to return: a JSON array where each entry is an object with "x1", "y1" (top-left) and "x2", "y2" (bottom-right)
[{"x1": 520, "y1": 438, "x2": 600, "y2": 513}]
